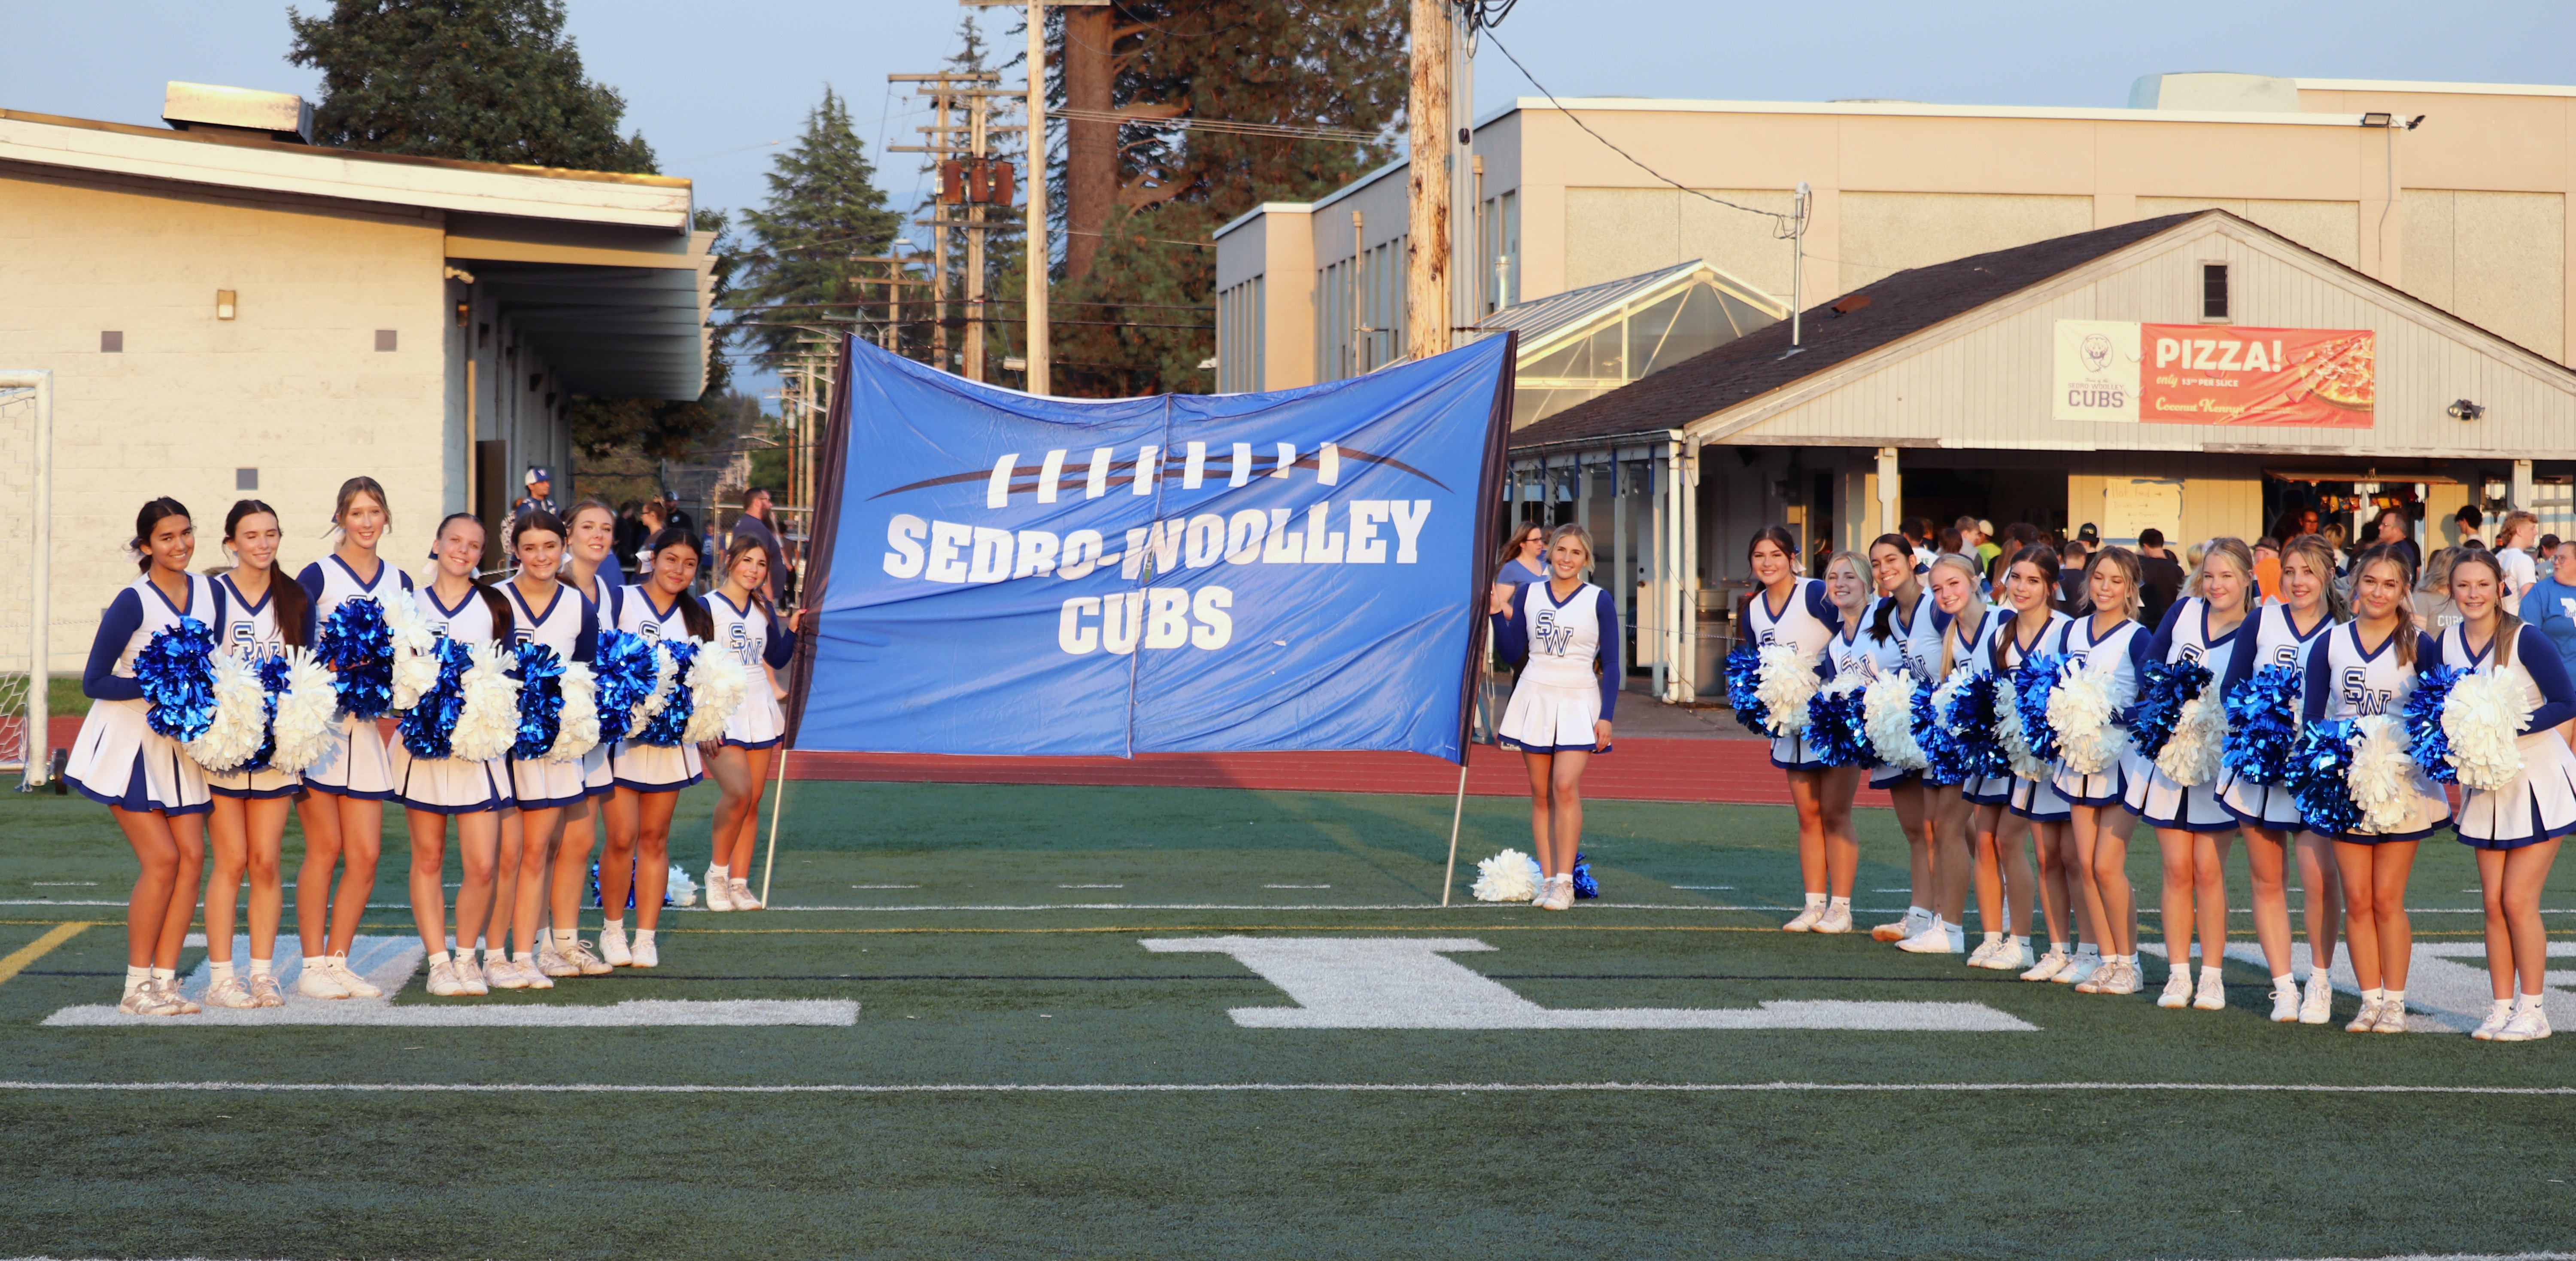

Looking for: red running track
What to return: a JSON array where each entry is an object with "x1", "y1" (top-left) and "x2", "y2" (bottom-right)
[{"x1": 36, "y1": 716, "x2": 1879, "y2": 807}]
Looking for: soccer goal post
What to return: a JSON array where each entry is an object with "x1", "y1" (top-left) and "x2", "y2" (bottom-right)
[{"x1": 0, "y1": 370, "x2": 53, "y2": 787}]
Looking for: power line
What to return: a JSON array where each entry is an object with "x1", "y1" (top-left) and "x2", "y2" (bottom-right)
[{"x1": 1482, "y1": 30, "x2": 1794, "y2": 235}]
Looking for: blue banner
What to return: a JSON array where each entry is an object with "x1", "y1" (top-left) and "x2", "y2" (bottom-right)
[{"x1": 793, "y1": 335, "x2": 1513, "y2": 761}]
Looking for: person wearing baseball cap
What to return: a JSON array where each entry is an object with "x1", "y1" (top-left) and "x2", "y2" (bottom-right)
[{"x1": 510, "y1": 466, "x2": 559, "y2": 526}]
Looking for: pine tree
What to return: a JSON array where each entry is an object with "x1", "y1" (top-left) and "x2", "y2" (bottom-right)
[
  {"x1": 1039, "y1": 0, "x2": 1409, "y2": 397},
  {"x1": 735, "y1": 88, "x2": 906, "y2": 366},
  {"x1": 287, "y1": 0, "x2": 655, "y2": 172}
]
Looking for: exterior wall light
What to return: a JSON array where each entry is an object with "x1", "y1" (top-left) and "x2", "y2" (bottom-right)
[{"x1": 2447, "y1": 399, "x2": 2486, "y2": 422}]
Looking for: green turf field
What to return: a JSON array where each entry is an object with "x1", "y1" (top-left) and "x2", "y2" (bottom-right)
[{"x1": 3, "y1": 780, "x2": 2574, "y2": 1259}]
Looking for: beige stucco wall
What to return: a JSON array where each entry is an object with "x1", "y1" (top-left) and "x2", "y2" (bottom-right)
[
  {"x1": 1837, "y1": 192, "x2": 2098, "y2": 291},
  {"x1": 0, "y1": 166, "x2": 453, "y2": 672},
  {"x1": 2403, "y1": 188, "x2": 2567, "y2": 358},
  {"x1": 2135, "y1": 196, "x2": 2360, "y2": 266},
  {"x1": 1562, "y1": 188, "x2": 1798, "y2": 294}
]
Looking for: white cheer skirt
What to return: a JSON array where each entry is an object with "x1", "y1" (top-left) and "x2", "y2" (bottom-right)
[
  {"x1": 611, "y1": 739, "x2": 703, "y2": 793},
  {"x1": 722, "y1": 688, "x2": 786, "y2": 750},
  {"x1": 2008, "y1": 771, "x2": 2070, "y2": 822},
  {"x1": 2330, "y1": 763, "x2": 2451, "y2": 845},
  {"x1": 2125, "y1": 761, "x2": 2239, "y2": 833},
  {"x1": 2454, "y1": 728, "x2": 2576, "y2": 849},
  {"x1": 2051, "y1": 746, "x2": 2142, "y2": 809},
  {"x1": 207, "y1": 764, "x2": 300, "y2": 800},
  {"x1": 509, "y1": 756, "x2": 590, "y2": 811},
  {"x1": 1771, "y1": 730, "x2": 1831, "y2": 771},
  {"x1": 2219, "y1": 769, "x2": 2306, "y2": 830},
  {"x1": 1963, "y1": 771, "x2": 2014, "y2": 807},
  {"x1": 386, "y1": 744, "x2": 511, "y2": 814},
  {"x1": 64, "y1": 698, "x2": 212, "y2": 816},
  {"x1": 582, "y1": 743, "x2": 614, "y2": 798},
  {"x1": 1497, "y1": 678, "x2": 1609, "y2": 756},
  {"x1": 301, "y1": 712, "x2": 396, "y2": 800}
]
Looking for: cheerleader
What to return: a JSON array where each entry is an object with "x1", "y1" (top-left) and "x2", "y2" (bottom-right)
[
  {"x1": 532, "y1": 498, "x2": 627, "y2": 976},
  {"x1": 2304, "y1": 544, "x2": 2447, "y2": 1034},
  {"x1": 199, "y1": 501, "x2": 316, "y2": 1009},
  {"x1": 292, "y1": 477, "x2": 406, "y2": 1000},
  {"x1": 1745, "y1": 527, "x2": 1852, "y2": 932},
  {"x1": 2130, "y1": 539, "x2": 2251, "y2": 1011},
  {"x1": 702, "y1": 535, "x2": 804, "y2": 912},
  {"x1": 64, "y1": 498, "x2": 220, "y2": 1015},
  {"x1": 598, "y1": 525, "x2": 714, "y2": 966},
  {"x1": 1925, "y1": 553, "x2": 2023, "y2": 967},
  {"x1": 2430, "y1": 547, "x2": 2576, "y2": 1041},
  {"x1": 393, "y1": 513, "x2": 518, "y2": 997},
  {"x1": 1489, "y1": 525, "x2": 1619, "y2": 911},
  {"x1": 2221, "y1": 532, "x2": 2346, "y2": 1024},
  {"x1": 1974, "y1": 547, "x2": 2084, "y2": 979},
  {"x1": 495, "y1": 510, "x2": 612, "y2": 983},
  {"x1": 1815, "y1": 550, "x2": 1878, "y2": 918},
  {"x1": 1859, "y1": 535, "x2": 1949, "y2": 948},
  {"x1": 2049, "y1": 546, "x2": 2152, "y2": 996}
]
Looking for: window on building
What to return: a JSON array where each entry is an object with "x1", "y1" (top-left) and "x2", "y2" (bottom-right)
[{"x1": 2201, "y1": 263, "x2": 2230, "y2": 322}]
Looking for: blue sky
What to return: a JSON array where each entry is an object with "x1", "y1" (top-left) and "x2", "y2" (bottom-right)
[{"x1": 18, "y1": 0, "x2": 2576, "y2": 395}]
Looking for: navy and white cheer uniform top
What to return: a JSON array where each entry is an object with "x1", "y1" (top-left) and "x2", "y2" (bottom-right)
[
  {"x1": 608, "y1": 585, "x2": 707, "y2": 792},
  {"x1": 386, "y1": 581, "x2": 511, "y2": 814},
  {"x1": 2219, "y1": 603, "x2": 2339, "y2": 828},
  {"x1": 501, "y1": 580, "x2": 600, "y2": 810},
  {"x1": 2299, "y1": 622, "x2": 2449, "y2": 841},
  {"x1": 1492, "y1": 579, "x2": 1620, "y2": 756},
  {"x1": 706, "y1": 590, "x2": 796, "y2": 750},
  {"x1": 1972, "y1": 608, "x2": 2068, "y2": 816},
  {"x1": 2427, "y1": 622, "x2": 2576, "y2": 848},
  {"x1": 1850, "y1": 591, "x2": 1945, "y2": 787},
  {"x1": 1745, "y1": 577, "x2": 1841, "y2": 770},
  {"x1": 2125, "y1": 597, "x2": 2246, "y2": 832},
  {"x1": 2044, "y1": 613, "x2": 2153, "y2": 808},
  {"x1": 294, "y1": 553, "x2": 413, "y2": 799},
  {"x1": 205, "y1": 571, "x2": 316, "y2": 799},
  {"x1": 64, "y1": 572, "x2": 225, "y2": 816}
]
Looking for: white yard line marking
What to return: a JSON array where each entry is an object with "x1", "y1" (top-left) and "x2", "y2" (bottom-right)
[
  {"x1": 40, "y1": 935, "x2": 856, "y2": 1028},
  {"x1": 1262, "y1": 884, "x2": 1332, "y2": 889},
  {"x1": 1140, "y1": 937, "x2": 2038, "y2": 1031},
  {"x1": 4, "y1": 1081, "x2": 2576, "y2": 1096}
]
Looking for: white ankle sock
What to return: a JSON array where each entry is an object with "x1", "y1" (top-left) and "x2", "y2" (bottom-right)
[
  {"x1": 2362, "y1": 987, "x2": 2385, "y2": 1003},
  {"x1": 2272, "y1": 973, "x2": 2295, "y2": 992},
  {"x1": 1828, "y1": 895, "x2": 1851, "y2": 911},
  {"x1": 2011, "y1": 935, "x2": 2031, "y2": 951},
  {"x1": 634, "y1": 929, "x2": 655, "y2": 947},
  {"x1": 2076, "y1": 944, "x2": 2101, "y2": 960},
  {"x1": 151, "y1": 966, "x2": 175, "y2": 982},
  {"x1": 552, "y1": 928, "x2": 579, "y2": 949},
  {"x1": 1803, "y1": 892, "x2": 1828, "y2": 909},
  {"x1": 1909, "y1": 905, "x2": 1931, "y2": 922},
  {"x1": 2050, "y1": 940, "x2": 2069, "y2": 955},
  {"x1": 2516, "y1": 992, "x2": 2544, "y2": 1014},
  {"x1": 208, "y1": 960, "x2": 235, "y2": 983},
  {"x1": 428, "y1": 950, "x2": 453, "y2": 968},
  {"x1": 249, "y1": 958, "x2": 273, "y2": 976},
  {"x1": 2383, "y1": 989, "x2": 2405, "y2": 1006},
  {"x1": 709, "y1": 864, "x2": 728, "y2": 880},
  {"x1": 2492, "y1": 998, "x2": 2516, "y2": 1018},
  {"x1": 2200, "y1": 964, "x2": 2224, "y2": 982},
  {"x1": 1983, "y1": 930, "x2": 2004, "y2": 945},
  {"x1": 304, "y1": 954, "x2": 328, "y2": 972},
  {"x1": 603, "y1": 918, "x2": 626, "y2": 936},
  {"x1": 124, "y1": 965, "x2": 150, "y2": 995}
]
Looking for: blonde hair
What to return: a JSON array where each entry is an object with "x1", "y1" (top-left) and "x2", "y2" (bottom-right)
[
  {"x1": 2185, "y1": 537, "x2": 2256, "y2": 611},
  {"x1": 1928, "y1": 552, "x2": 1989, "y2": 678},
  {"x1": 2278, "y1": 533, "x2": 2350, "y2": 621},
  {"x1": 1823, "y1": 549, "x2": 1871, "y2": 617},
  {"x1": 2419, "y1": 545, "x2": 2460, "y2": 595},
  {"x1": 1545, "y1": 523, "x2": 1594, "y2": 573},
  {"x1": 2354, "y1": 544, "x2": 2421, "y2": 668},
  {"x1": 2083, "y1": 545, "x2": 2146, "y2": 622},
  {"x1": 2448, "y1": 547, "x2": 2524, "y2": 669},
  {"x1": 2500, "y1": 509, "x2": 2540, "y2": 550}
]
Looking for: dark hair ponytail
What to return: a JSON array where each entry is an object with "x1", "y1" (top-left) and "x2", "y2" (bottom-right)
[
  {"x1": 224, "y1": 498, "x2": 309, "y2": 648},
  {"x1": 132, "y1": 497, "x2": 191, "y2": 573},
  {"x1": 1987, "y1": 544, "x2": 2062, "y2": 673}
]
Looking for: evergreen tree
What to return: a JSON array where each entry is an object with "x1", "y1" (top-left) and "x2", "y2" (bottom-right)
[
  {"x1": 287, "y1": 0, "x2": 655, "y2": 172},
  {"x1": 735, "y1": 88, "x2": 906, "y2": 366}
]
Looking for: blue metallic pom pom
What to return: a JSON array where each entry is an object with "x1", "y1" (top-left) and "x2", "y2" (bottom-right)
[
  {"x1": 2218, "y1": 665, "x2": 2303, "y2": 787},
  {"x1": 2012, "y1": 652, "x2": 2068, "y2": 763},
  {"x1": 2130, "y1": 657, "x2": 2211, "y2": 761},
  {"x1": 1806, "y1": 679, "x2": 1877, "y2": 768},
  {"x1": 591, "y1": 629, "x2": 661, "y2": 744},
  {"x1": 1723, "y1": 644, "x2": 1767, "y2": 734},
  {"x1": 2287, "y1": 717, "x2": 2362, "y2": 837},
  {"x1": 137, "y1": 617, "x2": 219, "y2": 741},
  {"x1": 396, "y1": 637, "x2": 474, "y2": 760},
  {"x1": 317, "y1": 598, "x2": 395, "y2": 719},
  {"x1": 633, "y1": 640, "x2": 699, "y2": 747},
  {"x1": 2402, "y1": 664, "x2": 2469, "y2": 785},
  {"x1": 241, "y1": 653, "x2": 292, "y2": 772},
  {"x1": 1571, "y1": 852, "x2": 1599, "y2": 900},
  {"x1": 510, "y1": 641, "x2": 565, "y2": 760}
]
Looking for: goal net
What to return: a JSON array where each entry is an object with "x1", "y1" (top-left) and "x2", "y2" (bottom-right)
[{"x1": 0, "y1": 382, "x2": 42, "y2": 778}]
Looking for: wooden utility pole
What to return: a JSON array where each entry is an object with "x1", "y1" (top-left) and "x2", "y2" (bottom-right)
[
  {"x1": 892, "y1": 71, "x2": 1014, "y2": 382},
  {"x1": 958, "y1": 0, "x2": 1107, "y2": 395},
  {"x1": 1404, "y1": 0, "x2": 1452, "y2": 362}
]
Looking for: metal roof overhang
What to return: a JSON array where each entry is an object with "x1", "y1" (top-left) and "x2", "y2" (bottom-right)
[{"x1": 448, "y1": 224, "x2": 715, "y2": 400}]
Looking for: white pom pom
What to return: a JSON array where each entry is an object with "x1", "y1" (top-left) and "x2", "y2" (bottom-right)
[
  {"x1": 2347, "y1": 714, "x2": 2420, "y2": 834},
  {"x1": 666, "y1": 863, "x2": 699, "y2": 907},
  {"x1": 1470, "y1": 848, "x2": 1543, "y2": 902},
  {"x1": 2048, "y1": 668, "x2": 2131, "y2": 775},
  {"x1": 2442, "y1": 668, "x2": 2533, "y2": 792},
  {"x1": 549, "y1": 661, "x2": 601, "y2": 763},
  {"x1": 1753, "y1": 644, "x2": 1822, "y2": 738},
  {"x1": 1994, "y1": 675, "x2": 2049, "y2": 782},
  {"x1": 448, "y1": 643, "x2": 523, "y2": 764},
  {"x1": 681, "y1": 639, "x2": 750, "y2": 745},
  {"x1": 633, "y1": 644, "x2": 679, "y2": 735},
  {"x1": 378, "y1": 595, "x2": 443, "y2": 712},
  {"x1": 183, "y1": 650, "x2": 269, "y2": 775},
  {"x1": 2154, "y1": 692, "x2": 2228, "y2": 788},
  {"x1": 268, "y1": 647, "x2": 339, "y2": 775},
  {"x1": 1863, "y1": 669, "x2": 1929, "y2": 771}
]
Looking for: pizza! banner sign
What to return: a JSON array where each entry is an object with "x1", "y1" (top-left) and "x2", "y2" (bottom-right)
[{"x1": 2053, "y1": 321, "x2": 2375, "y2": 428}]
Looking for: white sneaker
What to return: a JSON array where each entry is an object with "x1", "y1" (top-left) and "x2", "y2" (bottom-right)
[
  {"x1": 2300, "y1": 972, "x2": 2335, "y2": 1025},
  {"x1": 1895, "y1": 922, "x2": 1956, "y2": 954},
  {"x1": 1977, "y1": 940, "x2": 2030, "y2": 972},
  {"x1": 559, "y1": 939, "x2": 614, "y2": 976},
  {"x1": 730, "y1": 878, "x2": 762, "y2": 911},
  {"x1": 2473, "y1": 1004, "x2": 2514, "y2": 1041},
  {"x1": 204, "y1": 975, "x2": 257, "y2": 1009},
  {"x1": 2494, "y1": 1006, "x2": 2552, "y2": 1042},
  {"x1": 2371, "y1": 1001, "x2": 2412, "y2": 1034},
  {"x1": 325, "y1": 955, "x2": 382, "y2": 999},
  {"x1": 521, "y1": 958, "x2": 555, "y2": 990},
  {"x1": 1965, "y1": 939, "x2": 2001, "y2": 967},
  {"x1": 1782, "y1": 904, "x2": 1825, "y2": 932},
  {"x1": 2269, "y1": 985, "x2": 2301, "y2": 1024},
  {"x1": 155, "y1": 978, "x2": 202, "y2": 1015},
  {"x1": 629, "y1": 935, "x2": 659, "y2": 968},
  {"x1": 2345, "y1": 996, "x2": 2385, "y2": 1033},
  {"x1": 2193, "y1": 972, "x2": 2227, "y2": 1011},
  {"x1": 426, "y1": 960, "x2": 468, "y2": 997},
  {"x1": 248, "y1": 972, "x2": 286, "y2": 1008},
  {"x1": 2020, "y1": 950, "x2": 2072, "y2": 982},
  {"x1": 1814, "y1": 903, "x2": 1852, "y2": 933},
  {"x1": 296, "y1": 961, "x2": 351, "y2": 1000},
  {"x1": 599, "y1": 922, "x2": 633, "y2": 967},
  {"x1": 456, "y1": 957, "x2": 490, "y2": 996},
  {"x1": 705, "y1": 875, "x2": 735, "y2": 912},
  {"x1": 536, "y1": 944, "x2": 581, "y2": 978},
  {"x1": 1873, "y1": 915, "x2": 1921, "y2": 943},
  {"x1": 487, "y1": 958, "x2": 532, "y2": 990},
  {"x1": 118, "y1": 984, "x2": 185, "y2": 1016},
  {"x1": 2059, "y1": 954, "x2": 2102, "y2": 987},
  {"x1": 2157, "y1": 971, "x2": 2194, "y2": 1009},
  {"x1": 2100, "y1": 960, "x2": 2143, "y2": 996}
]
